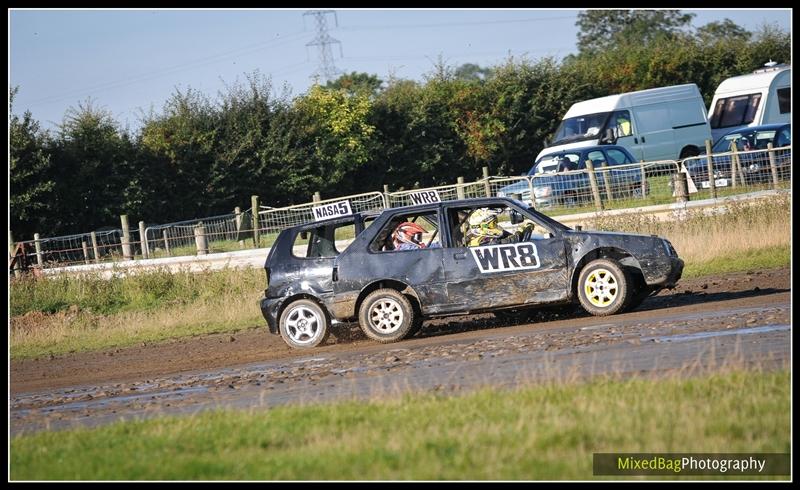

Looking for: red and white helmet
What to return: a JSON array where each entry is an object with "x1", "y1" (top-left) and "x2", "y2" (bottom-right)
[{"x1": 392, "y1": 221, "x2": 427, "y2": 248}]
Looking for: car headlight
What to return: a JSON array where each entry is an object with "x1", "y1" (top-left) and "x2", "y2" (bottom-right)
[{"x1": 534, "y1": 186, "x2": 551, "y2": 198}]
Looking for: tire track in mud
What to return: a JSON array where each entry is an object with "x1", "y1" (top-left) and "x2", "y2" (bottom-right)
[{"x1": 11, "y1": 267, "x2": 790, "y2": 394}]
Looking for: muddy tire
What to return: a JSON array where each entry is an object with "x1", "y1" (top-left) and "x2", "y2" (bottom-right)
[
  {"x1": 279, "y1": 299, "x2": 330, "y2": 349},
  {"x1": 577, "y1": 259, "x2": 631, "y2": 316},
  {"x1": 359, "y1": 289, "x2": 415, "y2": 343}
]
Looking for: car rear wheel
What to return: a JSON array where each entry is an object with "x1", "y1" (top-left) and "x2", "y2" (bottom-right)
[
  {"x1": 577, "y1": 259, "x2": 631, "y2": 316},
  {"x1": 279, "y1": 299, "x2": 330, "y2": 349},
  {"x1": 359, "y1": 289, "x2": 415, "y2": 343}
]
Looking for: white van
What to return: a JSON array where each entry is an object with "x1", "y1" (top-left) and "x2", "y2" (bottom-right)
[
  {"x1": 538, "y1": 84, "x2": 712, "y2": 163},
  {"x1": 707, "y1": 63, "x2": 791, "y2": 144}
]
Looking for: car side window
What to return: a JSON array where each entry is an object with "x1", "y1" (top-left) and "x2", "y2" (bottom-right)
[
  {"x1": 605, "y1": 149, "x2": 631, "y2": 165},
  {"x1": 447, "y1": 204, "x2": 552, "y2": 248},
  {"x1": 370, "y1": 211, "x2": 441, "y2": 253},
  {"x1": 586, "y1": 150, "x2": 606, "y2": 167},
  {"x1": 776, "y1": 128, "x2": 791, "y2": 147},
  {"x1": 293, "y1": 223, "x2": 348, "y2": 259}
]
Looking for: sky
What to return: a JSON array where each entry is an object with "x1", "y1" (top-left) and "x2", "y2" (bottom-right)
[{"x1": 8, "y1": 8, "x2": 792, "y2": 133}]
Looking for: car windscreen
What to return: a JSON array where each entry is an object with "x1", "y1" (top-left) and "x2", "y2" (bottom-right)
[
  {"x1": 712, "y1": 130, "x2": 777, "y2": 153},
  {"x1": 550, "y1": 112, "x2": 612, "y2": 146}
]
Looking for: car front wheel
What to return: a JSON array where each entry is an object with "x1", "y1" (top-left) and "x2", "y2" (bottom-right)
[
  {"x1": 359, "y1": 289, "x2": 415, "y2": 343},
  {"x1": 279, "y1": 299, "x2": 330, "y2": 349},
  {"x1": 577, "y1": 259, "x2": 631, "y2": 316}
]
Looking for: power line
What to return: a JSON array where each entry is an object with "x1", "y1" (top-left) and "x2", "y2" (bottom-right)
[
  {"x1": 337, "y1": 14, "x2": 578, "y2": 32},
  {"x1": 24, "y1": 30, "x2": 310, "y2": 107}
]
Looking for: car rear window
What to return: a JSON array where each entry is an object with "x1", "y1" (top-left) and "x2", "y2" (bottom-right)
[{"x1": 293, "y1": 221, "x2": 358, "y2": 259}]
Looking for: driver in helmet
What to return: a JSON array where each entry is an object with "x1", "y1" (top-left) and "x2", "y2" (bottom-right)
[
  {"x1": 391, "y1": 221, "x2": 428, "y2": 250},
  {"x1": 464, "y1": 208, "x2": 535, "y2": 247}
]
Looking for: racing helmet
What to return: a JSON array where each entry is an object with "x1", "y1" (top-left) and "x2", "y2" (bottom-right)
[
  {"x1": 467, "y1": 209, "x2": 504, "y2": 238},
  {"x1": 392, "y1": 221, "x2": 427, "y2": 247}
]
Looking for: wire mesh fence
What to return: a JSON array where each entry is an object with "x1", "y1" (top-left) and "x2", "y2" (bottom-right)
[
  {"x1": 16, "y1": 228, "x2": 142, "y2": 270},
  {"x1": 144, "y1": 212, "x2": 246, "y2": 259},
  {"x1": 10, "y1": 145, "x2": 791, "y2": 273},
  {"x1": 680, "y1": 145, "x2": 792, "y2": 200}
]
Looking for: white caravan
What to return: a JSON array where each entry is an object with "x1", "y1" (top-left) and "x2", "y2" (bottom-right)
[
  {"x1": 538, "y1": 84, "x2": 712, "y2": 163},
  {"x1": 707, "y1": 62, "x2": 791, "y2": 144}
]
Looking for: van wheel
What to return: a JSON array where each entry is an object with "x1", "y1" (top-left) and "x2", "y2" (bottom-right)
[
  {"x1": 279, "y1": 299, "x2": 330, "y2": 349},
  {"x1": 359, "y1": 289, "x2": 415, "y2": 343},
  {"x1": 679, "y1": 146, "x2": 700, "y2": 160},
  {"x1": 577, "y1": 259, "x2": 631, "y2": 316}
]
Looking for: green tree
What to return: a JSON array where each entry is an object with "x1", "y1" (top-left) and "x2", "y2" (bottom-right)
[
  {"x1": 10, "y1": 87, "x2": 56, "y2": 239},
  {"x1": 139, "y1": 88, "x2": 219, "y2": 219},
  {"x1": 326, "y1": 72, "x2": 384, "y2": 96},
  {"x1": 696, "y1": 19, "x2": 752, "y2": 44},
  {"x1": 576, "y1": 9, "x2": 695, "y2": 54},
  {"x1": 454, "y1": 63, "x2": 493, "y2": 82},
  {"x1": 48, "y1": 99, "x2": 135, "y2": 234}
]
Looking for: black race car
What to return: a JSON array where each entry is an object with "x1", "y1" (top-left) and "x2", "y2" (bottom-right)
[{"x1": 260, "y1": 197, "x2": 683, "y2": 349}]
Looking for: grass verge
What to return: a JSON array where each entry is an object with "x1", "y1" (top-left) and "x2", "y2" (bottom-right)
[{"x1": 10, "y1": 368, "x2": 790, "y2": 480}]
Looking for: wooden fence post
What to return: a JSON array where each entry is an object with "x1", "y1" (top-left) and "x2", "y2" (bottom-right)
[
  {"x1": 585, "y1": 160, "x2": 604, "y2": 211},
  {"x1": 639, "y1": 160, "x2": 647, "y2": 198},
  {"x1": 138, "y1": 221, "x2": 149, "y2": 259},
  {"x1": 456, "y1": 177, "x2": 465, "y2": 200},
  {"x1": 234, "y1": 206, "x2": 245, "y2": 249},
  {"x1": 34, "y1": 233, "x2": 44, "y2": 267},
  {"x1": 82, "y1": 241, "x2": 90, "y2": 264},
  {"x1": 251, "y1": 195, "x2": 260, "y2": 248},
  {"x1": 600, "y1": 161, "x2": 613, "y2": 202},
  {"x1": 194, "y1": 222, "x2": 208, "y2": 255},
  {"x1": 767, "y1": 142, "x2": 780, "y2": 189},
  {"x1": 673, "y1": 172, "x2": 688, "y2": 203},
  {"x1": 120, "y1": 214, "x2": 133, "y2": 260},
  {"x1": 383, "y1": 184, "x2": 391, "y2": 208},
  {"x1": 162, "y1": 229, "x2": 171, "y2": 257},
  {"x1": 90, "y1": 231, "x2": 100, "y2": 263},
  {"x1": 482, "y1": 166, "x2": 492, "y2": 197},
  {"x1": 9, "y1": 230, "x2": 21, "y2": 277},
  {"x1": 705, "y1": 139, "x2": 717, "y2": 199}
]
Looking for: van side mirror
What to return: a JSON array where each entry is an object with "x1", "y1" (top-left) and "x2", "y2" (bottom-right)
[
  {"x1": 510, "y1": 210, "x2": 523, "y2": 225},
  {"x1": 299, "y1": 231, "x2": 308, "y2": 240}
]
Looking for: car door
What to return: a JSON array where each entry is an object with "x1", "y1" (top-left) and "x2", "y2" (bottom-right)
[
  {"x1": 333, "y1": 208, "x2": 450, "y2": 315},
  {"x1": 603, "y1": 147, "x2": 640, "y2": 197},
  {"x1": 440, "y1": 202, "x2": 570, "y2": 313}
]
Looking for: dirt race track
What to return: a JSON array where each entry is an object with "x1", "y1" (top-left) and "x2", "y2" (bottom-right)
[{"x1": 10, "y1": 268, "x2": 791, "y2": 435}]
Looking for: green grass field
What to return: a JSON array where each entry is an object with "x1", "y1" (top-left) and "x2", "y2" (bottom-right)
[{"x1": 10, "y1": 368, "x2": 790, "y2": 480}]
